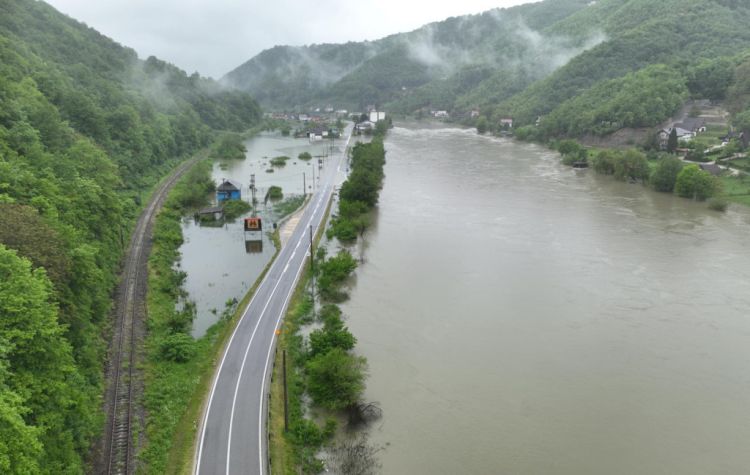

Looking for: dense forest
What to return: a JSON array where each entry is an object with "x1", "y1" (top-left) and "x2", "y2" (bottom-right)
[
  {"x1": 228, "y1": 0, "x2": 750, "y2": 141},
  {"x1": 0, "y1": 0, "x2": 261, "y2": 472}
]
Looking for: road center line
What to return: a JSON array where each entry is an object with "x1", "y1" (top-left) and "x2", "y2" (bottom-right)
[{"x1": 225, "y1": 256, "x2": 293, "y2": 474}]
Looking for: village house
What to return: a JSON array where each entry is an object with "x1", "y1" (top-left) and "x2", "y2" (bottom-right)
[
  {"x1": 369, "y1": 110, "x2": 386, "y2": 122},
  {"x1": 658, "y1": 127, "x2": 694, "y2": 149},
  {"x1": 432, "y1": 110, "x2": 449, "y2": 118},
  {"x1": 216, "y1": 179, "x2": 241, "y2": 202},
  {"x1": 307, "y1": 127, "x2": 327, "y2": 141},
  {"x1": 500, "y1": 117, "x2": 514, "y2": 129},
  {"x1": 675, "y1": 118, "x2": 707, "y2": 134}
]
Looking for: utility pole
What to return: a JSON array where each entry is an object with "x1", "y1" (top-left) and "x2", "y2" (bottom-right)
[
  {"x1": 302, "y1": 172, "x2": 306, "y2": 196},
  {"x1": 249, "y1": 174, "x2": 256, "y2": 206},
  {"x1": 282, "y1": 350, "x2": 289, "y2": 432},
  {"x1": 309, "y1": 224, "x2": 315, "y2": 320}
]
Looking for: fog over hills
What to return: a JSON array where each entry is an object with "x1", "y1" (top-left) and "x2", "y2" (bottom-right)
[{"x1": 225, "y1": 0, "x2": 750, "y2": 138}]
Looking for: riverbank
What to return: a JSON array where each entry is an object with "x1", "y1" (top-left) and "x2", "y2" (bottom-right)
[
  {"x1": 549, "y1": 138, "x2": 750, "y2": 211},
  {"x1": 268, "y1": 133, "x2": 387, "y2": 473}
]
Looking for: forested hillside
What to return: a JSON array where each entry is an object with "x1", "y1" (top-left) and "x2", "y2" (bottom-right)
[
  {"x1": 0, "y1": 0, "x2": 261, "y2": 472},
  {"x1": 224, "y1": 0, "x2": 595, "y2": 110},
  {"x1": 228, "y1": 0, "x2": 750, "y2": 142},
  {"x1": 493, "y1": 0, "x2": 750, "y2": 135}
]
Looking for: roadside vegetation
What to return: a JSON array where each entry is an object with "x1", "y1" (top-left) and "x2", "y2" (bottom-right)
[
  {"x1": 270, "y1": 129, "x2": 387, "y2": 474},
  {"x1": 270, "y1": 246, "x2": 377, "y2": 474},
  {"x1": 327, "y1": 129, "x2": 387, "y2": 243},
  {"x1": 274, "y1": 195, "x2": 306, "y2": 218}
]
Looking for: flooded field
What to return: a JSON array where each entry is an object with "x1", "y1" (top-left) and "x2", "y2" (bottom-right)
[{"x1": 180, "y1": 131, "x2": 341, "y2": 337}]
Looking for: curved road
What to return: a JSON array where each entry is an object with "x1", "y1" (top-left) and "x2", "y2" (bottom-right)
[{"x1": 195, "y1": 126, "x2": 353, "y2": 475}]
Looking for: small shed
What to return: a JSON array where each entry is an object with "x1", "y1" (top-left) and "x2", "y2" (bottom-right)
[
  {"x1": 195, "y1": 205, "x2": 224, "y2": 221},
  {"x1": 217, "y1": 179, "x2": 241, "y2": 202}
]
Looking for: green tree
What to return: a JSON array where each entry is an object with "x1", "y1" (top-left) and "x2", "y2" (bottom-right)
[
  {"x1": 308, "y1": 311, "x2": 356, "y2": 358},
  {"x1": 734, "y1": 110, "x2": 750, "y2": 142},
  {"x1": 674, "y1": 165, "x2": 718, "y2": 201},
  {"x1": 667, "y1": 128, "x2": 678, "y2": 154},
  {"x1": 306, "y1": 348, "x2": 367, "y2": 410},
  {"x1": 268, "y1": 186, "x2": 283, "y2": 200},
  {"x1": 0, "y1": 244, "x2": 91, "y2": 473},
  {"x1": 613, "y1": 149, "x2": 650, "y2": 182},
  {"x1": 650, "y1": 156, "x2": 684, "y2": 192},
  {"x1": 476, "y1": 116, "x2": 488, "y2": 134},
  {"x1": 159, "y1": 333, "x2": 196, "y2": 363}
]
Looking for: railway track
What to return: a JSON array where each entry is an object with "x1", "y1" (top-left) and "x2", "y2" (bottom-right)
[{"x1": 102, "y1": 158, "x2": 201, "y2": 475}]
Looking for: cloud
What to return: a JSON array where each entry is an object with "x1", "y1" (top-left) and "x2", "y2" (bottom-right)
[{"x1": 45, "y1": 0, "x2": 530, "y2": 78}]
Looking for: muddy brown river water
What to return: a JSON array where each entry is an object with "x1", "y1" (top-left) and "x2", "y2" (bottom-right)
[{"x1": 341, "y1": 124, "x2": 750, "y2": 474}]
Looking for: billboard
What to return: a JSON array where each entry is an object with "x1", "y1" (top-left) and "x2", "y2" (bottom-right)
[{"x1": 244, "y1": 217, "x2": 262, "y2": 231}]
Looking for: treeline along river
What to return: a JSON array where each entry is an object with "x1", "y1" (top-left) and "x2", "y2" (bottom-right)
[{"x1": 342, "y1": 123, "x2": 750, "y2": 474}]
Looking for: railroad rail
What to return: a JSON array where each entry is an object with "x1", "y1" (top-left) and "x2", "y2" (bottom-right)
[{"x1": 102, "y1": 157, "x2": 201, "y2": 474}]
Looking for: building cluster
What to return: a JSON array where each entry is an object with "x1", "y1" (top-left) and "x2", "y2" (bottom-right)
[{"x1": 658, "y1": 118, "x2": 708, "y2": 149}]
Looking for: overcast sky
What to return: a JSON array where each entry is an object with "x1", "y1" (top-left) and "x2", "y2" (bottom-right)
[{"x1": 45, "y1": 0, "x2": 530, "y2": 79}]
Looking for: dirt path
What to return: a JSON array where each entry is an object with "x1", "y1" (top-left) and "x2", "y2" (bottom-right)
[{"x1": 278, "y1": 198, "x2": 309, "y2": 247}]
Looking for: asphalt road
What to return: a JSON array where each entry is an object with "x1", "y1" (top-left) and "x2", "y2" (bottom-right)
[{"x1": 195, "y1": 126, "x2": 353, "y2": 475}]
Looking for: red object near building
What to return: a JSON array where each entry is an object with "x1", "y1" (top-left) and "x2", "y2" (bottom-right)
[{"x1": 244, "y1": 217, "x2": 262, "y2": 231}]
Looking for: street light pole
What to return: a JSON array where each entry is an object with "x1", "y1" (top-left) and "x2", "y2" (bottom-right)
[{"x1": 309, "y1": 224, "x2": 315, "y2": 320}]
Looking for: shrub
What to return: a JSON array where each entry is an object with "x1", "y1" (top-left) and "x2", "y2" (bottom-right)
[
  {"x1": 650, "y1": 156, "x2": 684, "y2": 192},
  {"x1": 222, "y1": 199, "x2": 252, "y2": 219},
  {"x1": 268, "y1": 186, "x2": 283, "y2": 200},
  {"x1": 306, "y1": 348, "x2": 367, "y2": 410},
  {"x1": 159, "y1": 333, "x2": 196, "y2": 363},
  {"x1": 270, "y1": 156, "x2": 289, "y2": 167},
  {"x1": 613, "y1": 149, "x2": 649, "y2": 182},
  {"x1": 707, "y1": 197, "x2": 728, "y2": 211},
  {"x1": 674, "y1": 165, "x2": 718, "y2": 201}
]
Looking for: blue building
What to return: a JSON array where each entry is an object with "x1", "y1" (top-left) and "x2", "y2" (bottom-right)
[{"x1": 217, "y1": 179, "x2": 241, "y2": 202}]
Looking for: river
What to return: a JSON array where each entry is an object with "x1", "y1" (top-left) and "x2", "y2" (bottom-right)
[{"x1": 341, "y1": 124, "x2": 750, "y2": 474}]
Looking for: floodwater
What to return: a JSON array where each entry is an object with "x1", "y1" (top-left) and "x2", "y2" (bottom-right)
[
  {"x1": 180, "y1": 131, "x2": 340, "y2": 337},
  {"x1": 341, "y1": 124, "x2": 750, "y2": 474}
]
